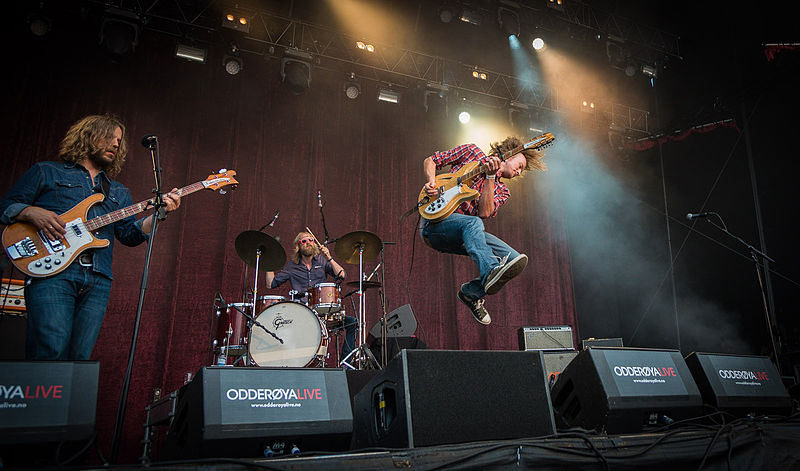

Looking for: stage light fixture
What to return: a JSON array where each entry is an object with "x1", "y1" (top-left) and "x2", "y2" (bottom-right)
[
  {"x1": 222, "y1": 10, "x2": 250, "y2": 33},
  {"x1": 472, "y1": 70, "x2": 487, "y2": 80},
  {"x1": 497, "y1": 7, "x2": 520, "y2": 38},
  {"x1": 459, "y1": 111, "x2": 471, "y2": 123},
  {"x1": 439, "y1": 2, "x2": 460, "y2": 23},
  {"x1": 377, "y1": 88, "x2": 401, "y2": 104},
  {"x1": 581, "y1": 100, "x2": 596, "y2": 112},
  {"x1": 99, "y1": 8, "x2": 140, "y2": 56},
  {"x1": 27, "y1": 5, "x2": 51, "y2": 37},
  {"x1": 546, "y1": 0, "x2": 564, "y2": 12},
  {"x1": 175, "y1": 44, "x2": 207, "y2": 63},
  {"x1": 532, "y1": 37, "x2": 545, "y2": 50},
  {"x1": 641, "y1": 64, "x2": 658, "y2": 78},
  {"x1": 281, "y1": 48, "x2": 312, "y2": 94},
  {"x1": 424, "y1": 83, "x2": 449, "y2": 113},
  {"x1": 344, "y1": 72, "x2": 360, "y2": 99},
  {"x1": 459, "y1": 9, "x2": 481, "y2": 26},
  {"x1": 356, "y1": 41, "x2": 375, "y2": 53},
  {"x1": 222, "y1": 46, "x2": 244, "y2": 75}
]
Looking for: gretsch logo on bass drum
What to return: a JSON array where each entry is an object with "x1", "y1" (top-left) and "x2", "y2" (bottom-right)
[{"x1": 272, "y1": 316, "x2": 293, "y2": 329}]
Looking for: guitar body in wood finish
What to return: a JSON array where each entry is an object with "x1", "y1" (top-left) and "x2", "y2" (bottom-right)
[{"x1": 417, "y1": 161, "x2": 480, "y2": 223}]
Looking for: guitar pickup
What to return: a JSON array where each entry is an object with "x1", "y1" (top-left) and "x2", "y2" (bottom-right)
[{"x1": 6, "y1": 237, "x2": 38, "y2": 260}]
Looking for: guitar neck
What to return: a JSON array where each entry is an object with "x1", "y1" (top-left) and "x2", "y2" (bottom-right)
[
  {"x1": 462, "y1": 144, "x2": 524, "y2": 182},
  {"x1": 84, "y1": 181, "x2": 205, "y2": 231}
]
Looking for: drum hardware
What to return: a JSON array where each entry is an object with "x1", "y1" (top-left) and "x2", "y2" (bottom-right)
[
  {"x1": 335, "y1": 231, "x2": 383, "y2": 370},
  {"x1": 232, "y1": 230, "x2": 288, "y2": 365},
  {"x1": 308, "y1": 282, "x2": 342, "y2": 314}
]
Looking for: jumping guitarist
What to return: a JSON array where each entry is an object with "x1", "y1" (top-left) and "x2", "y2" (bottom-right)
[
  {"x1": 0, "y1": 114, "x2": 181, "y2": 360},
  {"x1": 420, "y1": 136, "x2": 549, "y2": 325}
]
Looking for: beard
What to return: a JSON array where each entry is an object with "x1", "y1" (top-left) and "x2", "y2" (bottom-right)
[
  {"x1": 89, "y1": 147, "x2": 114, "y2": 170},
  {"x1": 300, "y1": 244, "x2": 315, "y2": 257}
]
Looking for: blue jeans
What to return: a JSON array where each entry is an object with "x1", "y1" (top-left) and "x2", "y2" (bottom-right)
[
  {"x1": 341, "y1": 315, "x2": 358, "y2": 358},
  {"x1": 421, "y1": 213, "x2": 520, "y2": 301},
  {"x1": 24, "y1": 263, "x2": 112, "y2": 360}
]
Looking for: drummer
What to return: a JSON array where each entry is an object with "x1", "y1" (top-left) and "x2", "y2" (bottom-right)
[{"x1": 265, "y1": 231, "x2": 357, "y2": 362}]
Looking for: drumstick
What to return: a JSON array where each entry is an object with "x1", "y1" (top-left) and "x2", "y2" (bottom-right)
[{"x1": 305, "y1": 226, "x2": 323, "y2": 247}]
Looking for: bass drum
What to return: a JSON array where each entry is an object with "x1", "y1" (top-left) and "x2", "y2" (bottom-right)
[{"x1": 249, "y1": 301, "x2": 328, "y2": 367}]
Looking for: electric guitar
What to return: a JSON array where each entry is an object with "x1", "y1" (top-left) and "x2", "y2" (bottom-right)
[
  {"x1": 2, "y1": 169, "x2": 238, "y2": 278},
  {"x1": 417, "y1": 133, "x2": 554, "y2": 222}
]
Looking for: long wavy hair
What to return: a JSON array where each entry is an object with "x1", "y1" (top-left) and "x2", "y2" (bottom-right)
[
  {"x1": 291, "y1": 232, "x2": 320, "y2": 264},
  {"x1": 490, "y1": 136, "x2": 547, "y2": 174},
  {"x1": 58, "y1": 114, "x2": 128, "y2": 177}
]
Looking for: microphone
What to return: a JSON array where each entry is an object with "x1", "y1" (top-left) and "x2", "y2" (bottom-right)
[
  {"x1": 268, "y1": 210, "x2": 279, "y2": 227},
  {"x1": 686, "y1": 212, "x2": 713, "y2": 220},
  {"x1": 317, "y1": 189, "x2": 323, "y2": 208},
  {"x1": 140, "y1": 134, "x2": 158, "y2": 149}
]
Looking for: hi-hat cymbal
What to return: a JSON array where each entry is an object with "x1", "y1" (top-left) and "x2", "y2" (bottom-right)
[
  {"x1": 235, "y1": 230, "x2": 286, "y2": 271},
  {"x1": 345, "y1": 280, "x2": 382, "y2": 290},
  {"x1": 334, "y1": 231, "x2": 382, "y2": 264}
]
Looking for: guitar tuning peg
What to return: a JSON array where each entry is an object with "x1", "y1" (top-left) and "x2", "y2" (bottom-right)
[
  {"x1": 219, "y1": 189, "x2": 227, "y2": 195},
  {"x1": 218, "y1": 168, "x2": 228, "y2": 173}
]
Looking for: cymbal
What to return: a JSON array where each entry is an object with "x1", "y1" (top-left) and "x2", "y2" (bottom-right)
[
  {"x1": 235, "y1": 230, "x2": 286, "y2": 271},
  {"x1": 334, "y1": 231, "x2": 382, "y2": 264},
  {"x1": 345, "y1": 280, "x2": 382, "y2": 290}
]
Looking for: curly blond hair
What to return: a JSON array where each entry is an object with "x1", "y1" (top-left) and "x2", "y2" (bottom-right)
[
  {"x1": 58, "y1": 114, "x2": 128, "y2": 177},
  {"x1": 490, "y1": 136, "x2": 547, "y2": 173}
]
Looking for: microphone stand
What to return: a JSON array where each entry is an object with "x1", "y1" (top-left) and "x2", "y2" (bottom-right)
[
  {"x1": 318, "y1": 192, "x2": 331, "y2": 244},
  {"x1": 110, "y1": 137, "x2": 166, "y2": 463},
  {"x1": 702, "y1": 214, "x2": 781, "y2": 373}
]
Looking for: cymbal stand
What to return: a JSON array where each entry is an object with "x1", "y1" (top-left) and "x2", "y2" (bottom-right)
[{"x1": 340, "y1": 243, "x2": 379, "y2": 370}]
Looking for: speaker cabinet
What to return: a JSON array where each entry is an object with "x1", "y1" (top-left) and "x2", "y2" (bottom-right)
[
  {"x1": 543, "y1": 351, "x2": 579, "y2": 387},
  {"x1": 0, "y1": 361, "x2": 98, "y2": 444},
  {"x1": 684, "y1": 352, "x2": 792, "y2": 417},
  {"x1": 550, "y1": 348, "x2": 703, "y2": 434},
  {"x1": 162, "y1": 367, "x2": 353, "y2": 459},
  {"x1": 352, "y1": 350, "x2": 556, "y2": 448},
  {"x1": 518, "y1": 325, "x2": 574, "y2": 351}
]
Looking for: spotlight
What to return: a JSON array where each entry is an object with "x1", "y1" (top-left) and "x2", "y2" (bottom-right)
[
  {"x1": 497, "y1": 7, "x2": 520, "y2": 38},
  {"x1": 581, "y1": 100, "x2": 596, "y2": 112},
  {"x1": 546, "y1": 0, "x2": 565, "y2": 12},
  {"x1": 356, "y1": 41, "x2": 375, "y2": 53},
  {"x1": 459, "y1": 111, "x2": 471, "y2": 124},
  {"x1": 99, "y1": 8, "x2": 140, "y2": 56},
  {"x1": 223, "y1": 53, "x2": 243, "y2": 75},
  {"x1": 459, "y1": 9, "x2": 482, "y2": 26},
  {"x1": 175, "y1": 44, "x2": 207, "y2": 63},
  {"x1": 281, "y1": 48, "x2": 312, "y2": 94},
  {"x1": 532, "y1": 37, "x2": 545, "y2": 50},
  {"x1": 624, "y1": 63, "x2": 637, "y2": 77},
  {"x1": 377, "y1": 88, "x2": 401, "y2": 104},
  {"x1": 221, "y1": 10, "x2": 250, "y2": 33},
  {"x1": 472, "y1": 70, "x2": 487, "y2": 80},
  {"x1": 344, "y1": 73, "x2": 360, "y2": 99},
  {"x1": 439, "y1": 2, "x2": 459, "y2": 23},
  {"x1": 27, "y1": 5, "x2": 51, "y2": 37},
  {"x1": 641, "y1": 64, "x2": 658, "y2": 78}
]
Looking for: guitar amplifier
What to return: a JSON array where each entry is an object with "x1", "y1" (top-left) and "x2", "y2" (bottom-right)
[
  {"x1": 1, "y1": 278, "x2": 26, "y2": 313},
  {"x1": 518, "y1": 326, "x2": 574, "y2": 351}
]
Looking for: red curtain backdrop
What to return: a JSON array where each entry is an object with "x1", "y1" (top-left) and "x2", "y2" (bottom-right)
[{"x1": 2, "y1": 30, "x2": 576, "y2": 462}]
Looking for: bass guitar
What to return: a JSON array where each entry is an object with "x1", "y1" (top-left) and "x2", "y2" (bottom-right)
[
  {"x1": 2, "y1": 169, "x2": 238, "y2": 277},
  {"x1": 417, "y1": 133, "x2": 554, "y2": 222}
]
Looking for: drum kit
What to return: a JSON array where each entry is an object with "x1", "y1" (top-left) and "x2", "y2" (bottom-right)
[{"x1": 210, "y1": 228, "x2": 385, "y2": 369}]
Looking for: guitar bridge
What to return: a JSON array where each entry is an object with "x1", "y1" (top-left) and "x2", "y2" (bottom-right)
[{"x1": 6, "y1": 237, "x2": 38, "y2": 260}]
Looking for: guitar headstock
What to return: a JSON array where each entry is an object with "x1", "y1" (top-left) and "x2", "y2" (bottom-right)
[
  {"x1": 203, "y1": 169, "x2": 239, "y2": 193},
  {"x1": 524, "y1": 132, "x2": 555, "y2": 150}
]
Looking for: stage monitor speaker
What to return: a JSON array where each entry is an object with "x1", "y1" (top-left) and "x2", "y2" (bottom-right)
[
  {"x1": 352, "y1": 350, "x2": 556, "y2": 448},
  {"x1": 367, "y1": 303, "x2": 417, "y2": 340},
  {"x1": 684, "y1": 352, "x2": 792, "y2": 417},
  {"x1": 518, "y1": 325, "x2": 574, "y2": 351},
  {"x1": 162, "y1": 367, "x2": 353, "y2": 459},
  {"x1": 550, "y1": 347, "x2": 703, "y2": 434},
  {"x1": 543, "y1": 351, "x2": 579, "y2": 387},
  {"x1": 0, "y1": 361, "x2": 98, "y2": 444},
  {"x1": 369, "y1": 336, "x2": 427, "y2": 367}
]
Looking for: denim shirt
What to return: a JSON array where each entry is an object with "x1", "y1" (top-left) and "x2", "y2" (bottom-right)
[{"x1": 0, "y1": 161, "x2": 149, "y2": 280}]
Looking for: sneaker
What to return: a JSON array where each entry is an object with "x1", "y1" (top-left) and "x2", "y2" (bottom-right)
[
  {"x1": 458, "y1": 288, "x2": 491, "y2": 325},
  {"x1": 484, "y1": 253, "x2": 528, "y2": 295}
]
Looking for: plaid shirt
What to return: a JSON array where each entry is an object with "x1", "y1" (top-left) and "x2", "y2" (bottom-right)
[{"x1": 429, "y1": 143, "x2": 510, "y2": 218}]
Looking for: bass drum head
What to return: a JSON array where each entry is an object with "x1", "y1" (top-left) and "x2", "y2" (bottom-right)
[{"x1": 249, "y1": 301, "x2": 326, "y2": 367}]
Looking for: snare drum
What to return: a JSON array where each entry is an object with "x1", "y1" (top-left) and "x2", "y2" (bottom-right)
[
  {"x1": 212, "y1": 302, "x2": 251, "y2": 364},
  {"x1": 249, "y1": 301, "x2": 328, "y2": 367},
  {"x1": 256, "y1": 295, "x2": 286, "y2": 313},
  {"x1": 307, "y1": 282, "x2": 341, "y2": 314}
]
